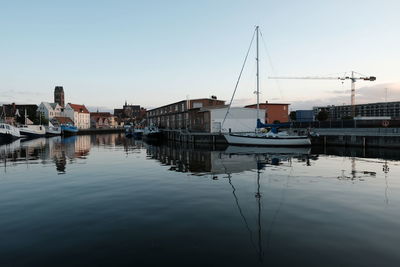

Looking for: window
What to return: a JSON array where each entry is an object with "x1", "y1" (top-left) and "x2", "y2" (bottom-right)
[{"x1": 193, "y1": 102, "x2": 203, "y2": 108}]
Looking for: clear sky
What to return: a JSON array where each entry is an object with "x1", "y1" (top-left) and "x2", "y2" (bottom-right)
[{"x1": 1, "y1": 0, "x2": 399, "y2": 111}]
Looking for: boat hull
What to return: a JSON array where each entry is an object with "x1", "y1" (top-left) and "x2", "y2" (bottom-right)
[
  {"x1": 61, "y1": 125, "x2": 78, "y2": 136},
  {"x1": 225, "y1": 133, "x2": 311, "y2": 146},
  {"x1": 19, "y1": 125, "x2": 46, "y2": 138},
  {"x1": 45, "y1": 127, "x2": 62, "y2": 136},
  {"x1": 0, "y1": 133, "x2": 18, "y2": 143}
]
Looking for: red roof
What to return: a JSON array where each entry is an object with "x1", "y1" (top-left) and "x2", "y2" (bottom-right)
[
  {"x1": 90, "y1": 112, "x2": 113, "y2": 118},
  {"x1": 68, "y1": 103, "x2": 89, "y2": 113}
]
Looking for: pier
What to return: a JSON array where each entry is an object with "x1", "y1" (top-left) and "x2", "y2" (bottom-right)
[
  {"x1": 162, "y1": 130, "x2": 228, "y2": 145},
  {"x1": 310, "y1": 127, "x2": 400, "y2": 148}
]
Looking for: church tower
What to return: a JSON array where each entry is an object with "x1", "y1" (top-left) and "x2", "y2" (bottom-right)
[{"x1": 54, "y1": 86, "x2": 65, "y2": 107}]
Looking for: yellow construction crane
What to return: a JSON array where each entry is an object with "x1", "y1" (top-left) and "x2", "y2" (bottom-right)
[{"x1": 269, "y1": 71, "x2": 376, "y2": 117}]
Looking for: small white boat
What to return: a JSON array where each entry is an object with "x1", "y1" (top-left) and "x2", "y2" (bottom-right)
[
  {"x1": 45, "y1": 122, "x2": 61, "y2": 136},
  {"x1": 18, "y1": 124, "x2": 46, "y2": 138},
  {"x1": 225, "y1": 130, "x2": 311, "y2": 147},
  {"x1": 0, "y1": 123, "x2": 21, "y2": 143},
  {"x1": 143, "y1": 125, "x2": 162, "y2": 140}
]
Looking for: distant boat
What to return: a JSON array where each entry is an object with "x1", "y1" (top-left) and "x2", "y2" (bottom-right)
[
  {"x1": 45, "y1": 122, "x2": 61, "y2": 136},
  {"x1": 124, "y1": 122, "x2": 145, "y2": 139},
  {"x1": 0, "y1": 123, "x2": 21, "y2": 143},
  {"x1": 143, "y1": 125, "x2": 162, "y2": 140},
  {"x1": 223, "y1": 26, "x2": 311, "y2": 147},
  {"x1": 61, "y1": 124, "x2": 78, "y2": 136}
]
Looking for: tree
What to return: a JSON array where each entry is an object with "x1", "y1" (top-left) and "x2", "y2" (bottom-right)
[
  {"x1": 317, "y1": 110, "x2": 329, "y2": 121},
  {"x1": 289, "y1": 111, "x2": 296, "y2": 121}
]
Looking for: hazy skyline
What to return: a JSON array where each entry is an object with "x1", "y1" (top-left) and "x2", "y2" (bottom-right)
[{"x1": 1, "y1": 0, "x2": 399, "y2": 111}]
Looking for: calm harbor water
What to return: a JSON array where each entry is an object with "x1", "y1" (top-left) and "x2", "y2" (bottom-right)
[{"x1": 1, "y1": 134, "x2": 400, "y2": 266}]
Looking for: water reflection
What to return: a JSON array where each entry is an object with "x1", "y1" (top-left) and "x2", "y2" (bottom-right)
[
  {"x1": 0, "y1": 135, "x2": 399, "y2": 266},
  {"x1": 0, "y1": 133, "x2": 146, "y2": 174},
  {"x1": 146, "y1": 143, "x2": 313, "y2": 176}
]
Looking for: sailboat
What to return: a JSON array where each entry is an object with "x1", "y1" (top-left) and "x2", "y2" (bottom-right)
[{"x1": 224, "y1": 26, "x2": 311, "y2": 147}]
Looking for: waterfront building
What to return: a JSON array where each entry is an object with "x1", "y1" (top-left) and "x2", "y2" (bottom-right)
[
  {"x1": 189, "y1": 106, "x2": 266, "y2": 133},
  {"x1": 54, "y1": 86, "x2": 65, "y2": 107},
  {"x1": 245, "y1": 102, "x2": 289, "y2": 123},
  {"x1": 147, "y1": 98, "x2": 226, "y2": 129},
  {"x1": 114, "y1": 102, "x2": 146, "y2": 123},
  {"x1": 64, "y1": 103, "x2": 90, "y2": 129},
  {"x1": 37, "y1": 102, "x2": 63, "y2": 120},
  {"x1": 90, "y1": 112, "x2": 118, "y2": 128},
  {"x1": 314, "y1": 101, "x2": 400, "y2": 120},
  {"x1": 295, "y1": 110, "x2": 315, "y2": 122}
]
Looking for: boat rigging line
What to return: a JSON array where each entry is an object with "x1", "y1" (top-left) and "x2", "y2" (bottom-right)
[{"x1": 222, "y1": 28, "x2": 256, "y2": 128}]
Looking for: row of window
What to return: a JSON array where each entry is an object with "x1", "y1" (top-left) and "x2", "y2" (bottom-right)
[{"x1": 148, "y1": 103, "x2": 187, "y2": 116}]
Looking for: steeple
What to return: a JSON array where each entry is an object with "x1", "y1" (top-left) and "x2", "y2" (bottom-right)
[{"x1": 54, "y1": 86, "x2": 65, "y2": 107}]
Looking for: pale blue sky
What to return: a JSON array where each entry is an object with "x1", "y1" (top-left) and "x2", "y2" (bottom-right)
[{"x1": 1, "y1": 0, "x2": 399, "y2": 110}]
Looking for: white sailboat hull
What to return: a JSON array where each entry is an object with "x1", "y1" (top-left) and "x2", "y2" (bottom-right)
[{"x1": 225, "y1": 133, "x2": 311, "y2": 146}]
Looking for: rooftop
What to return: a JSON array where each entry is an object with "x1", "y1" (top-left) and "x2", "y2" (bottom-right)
[{"x1": 68, "y1": 103, "x2": 89, "y2": 113}]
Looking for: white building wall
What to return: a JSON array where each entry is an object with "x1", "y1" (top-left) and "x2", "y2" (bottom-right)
[
  {"x1": 209, "y1": 107, "x2": 266, "y2": 133},
  {"x1": 37, "y1": 103, "x2": 50, "y2": 120},
  {"x1": 63, "y1": 104, "x2": 90, "y2": 129},
  {"x1": 64, "y1": 105, "x2": 75, "y2": 122}
]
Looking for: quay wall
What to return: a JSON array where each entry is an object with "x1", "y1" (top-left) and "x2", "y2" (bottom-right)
[
  {"x1": 161, "y1": 130, "x2": 228, "y2": 145},
  {"x1": 161, "y1": 128, "x2": 400, "y2": 148},
  {"x1": 310, "y1": 127, "x2": 400, "y2": 148}
]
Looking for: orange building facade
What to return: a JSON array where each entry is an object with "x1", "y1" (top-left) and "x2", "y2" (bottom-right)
[{"x1": 245, "y1": 102, "x2": 289, "y2": 124}]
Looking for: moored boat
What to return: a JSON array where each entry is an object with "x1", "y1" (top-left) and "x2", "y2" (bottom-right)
[
  {"x1": 223, "y1": 26, "x2": 311, "y2": 147},
  {"x1": 143, "y1": 125, "x2": 162, "y2": 141},
  {"x1": 18, "y1": 124, "x2": 46, "y2": 138},
  {"x1": 61, "y1": 124, "x2": 78, "y2": 136},
  {"x1": 45, "y1": 122, "x2": 61, "y2": 136},
  {"x1": 0, "y1": 123, "x2": 21, "y2": 143}
]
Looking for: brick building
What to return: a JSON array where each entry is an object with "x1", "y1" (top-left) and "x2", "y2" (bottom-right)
[
  {"x1": 90, "y1": 112, "x2": 118, "y2": 128},
  {"x1": 245, "y1": 102, "x2": 289, "y2": 123},
  {"x1": 54, "y1": 86, "x2": 65, "y2": 107},
  {"x1": 147, "y1": 98, "x2": 226, "y2": 129},
  {"x1": 114, "y1": 102, "x2": 146, "y2": 123}
]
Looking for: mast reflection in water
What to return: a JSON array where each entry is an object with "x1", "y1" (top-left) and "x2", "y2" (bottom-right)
[{"x1": 1, "y1": 134, "x2": 400, "y2": 266}]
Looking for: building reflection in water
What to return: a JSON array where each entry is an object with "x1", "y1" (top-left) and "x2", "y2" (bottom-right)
[
  {"x1": 0, "y1": 133, "x2": 142, "y2": 174},
  {"x1": 0, "y1": 135, "x2": 91, "y2": 174},
  {"x1": 146, "y1": 143, "x2": 314, "y2": 263},
  {"x1": 146, "y1": 143, "x2": 314, "y2": 176}
]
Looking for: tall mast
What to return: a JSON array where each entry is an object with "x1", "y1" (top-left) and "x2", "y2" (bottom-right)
[{"x1": 256, "y1": 26, "x2": 260, "y2": 122}]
